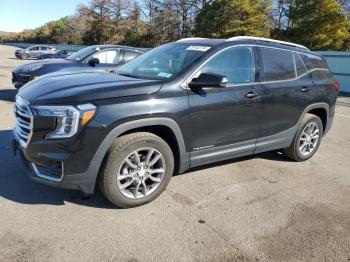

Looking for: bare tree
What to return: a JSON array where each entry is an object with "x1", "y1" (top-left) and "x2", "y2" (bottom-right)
[
  {"x1": 272, "y1": 0, "x2": 294, "y2": 30},
  {"x1": 109, "y1": 0, "x2": 132, "y2": 27}
]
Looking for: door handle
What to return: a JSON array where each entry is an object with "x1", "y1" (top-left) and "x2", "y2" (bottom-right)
[
  {"x1": 300, "y1": 86, "x2": 310, "y2": 92},
  {"x1": 245, "y1": 91, "x2": 259, "y2": 99}
]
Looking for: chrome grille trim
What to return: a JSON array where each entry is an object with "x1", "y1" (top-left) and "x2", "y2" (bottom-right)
[
  {"x1": 16, "y1": 117, "x2": 30, "y2": 129},
  {"x1": 31, "y1": 163, "x2": 64, "y2": 182},
  {"x1": 14, "y1": 96, "x2": 33, "y2": 148},
  {"x1": 15, "y1": 119, "x2": 30, "y2": 130}
]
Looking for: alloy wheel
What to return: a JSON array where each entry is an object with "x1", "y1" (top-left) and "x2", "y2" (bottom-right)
[
  {"x1": 116, "y1": 147, "x2": 166, "y2": 199},
  {"x1": 298, "y1": 122, "x2": 320, "y2": 156}
]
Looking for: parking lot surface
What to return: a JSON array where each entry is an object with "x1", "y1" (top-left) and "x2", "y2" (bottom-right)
[{"x1": 0, "y1": 45, "x2": 349, "y2": 262}]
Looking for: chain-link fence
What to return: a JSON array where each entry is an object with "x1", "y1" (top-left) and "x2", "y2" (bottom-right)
[{"x1": 0, "y1": 42, "x2": 86, "y2": 51}]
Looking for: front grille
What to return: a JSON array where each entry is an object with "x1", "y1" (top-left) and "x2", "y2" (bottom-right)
[{"x1": 14, "y1": 96, "x2": 33, "y2": 147}]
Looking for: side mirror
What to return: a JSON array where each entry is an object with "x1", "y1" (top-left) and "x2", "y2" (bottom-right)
[
  {"x1": 188, "y1": 72, "x2": 228, "y2": 89},
  {"x1": 88, "y1": 57, "x2": 100, "y2": 67}
]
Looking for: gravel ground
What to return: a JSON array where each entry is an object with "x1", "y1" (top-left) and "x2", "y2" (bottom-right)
[{"x1": 0, "y1": 44, "x2": 349, "y2": 262}]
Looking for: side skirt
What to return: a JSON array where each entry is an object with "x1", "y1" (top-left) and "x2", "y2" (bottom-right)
[
  {"x1": 254, "y1": 126, "x2": 297, "y2": 154},
  {"x1": 189, "y1": 126, "x2": 297, "y2": 169},
  {"x1": 190, "y1": 140, "x2": 255, "y2": 168}
]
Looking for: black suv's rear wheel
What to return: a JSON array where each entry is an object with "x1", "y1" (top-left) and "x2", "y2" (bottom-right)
[
  {"x1": 99, "y1": 132, "x2": 174, "y2": 208},
  {"x1": 284, "y1": 113, "x2": 323, "y2": 161}
]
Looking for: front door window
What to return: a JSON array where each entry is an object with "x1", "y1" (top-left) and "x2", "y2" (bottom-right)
[{"x1": 200, "y1": 47, "x2": 254, "y2": 85}]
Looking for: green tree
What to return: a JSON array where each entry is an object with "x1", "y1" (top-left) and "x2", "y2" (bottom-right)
[
  {"x1": 286, "y1": 0, "x2": 350, "y2": 50},
  {"x1": 78, "y1": 0, "x2": 113, "y2": 44},
  {"x1": 194, "y1": 0, "x2": 272, "y2": 38},
  {"x1": 122, "y1": 2, "x2": 148, "y2": 46},
  {"x1": 49, "y1": 17, "x2": 71, "y2": 43}
]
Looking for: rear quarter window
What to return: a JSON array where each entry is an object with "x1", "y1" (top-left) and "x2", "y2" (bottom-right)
[
  {"x1": 310, "y1": 69, "x2": 332, "y2": 80},
  {"x1": 299, "y1": 53, "x2": 327, "y2": 69},
  {"x1": 260, "y1": 47, "x2": 296, "y2": 81}
]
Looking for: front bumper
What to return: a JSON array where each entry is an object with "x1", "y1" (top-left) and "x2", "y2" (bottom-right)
[
  {"x1": 13, "y1": 131, "x2": 97, "y2": 194},
  {"x1": 12, "y1": 72, "x2": 33, "y2": 88}
]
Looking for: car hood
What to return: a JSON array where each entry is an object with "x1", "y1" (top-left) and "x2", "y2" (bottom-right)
[
  {"x1": 13, "y1": 59, "x2": 73, "y2": 73},
  {"x1": 18, "y1": 70, "x2": 163, "y2": 105}
]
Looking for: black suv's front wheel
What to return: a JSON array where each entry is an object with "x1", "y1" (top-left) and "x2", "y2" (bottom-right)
[{"x1": 99, "y1": 132, "x2": 174, "y2": 208}]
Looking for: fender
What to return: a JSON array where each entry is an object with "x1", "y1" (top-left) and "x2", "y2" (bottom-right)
[{"x1": 69, "y1": 118, "x2": 190, "y2": 194}]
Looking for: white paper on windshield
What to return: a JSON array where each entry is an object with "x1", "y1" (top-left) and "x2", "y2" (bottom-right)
[
  {"x1": 186, "y1": 46, "x2": 211, "y2": 52},
  {"x1": 157, "y1": 72, "x2": 173, "y2": 78}
]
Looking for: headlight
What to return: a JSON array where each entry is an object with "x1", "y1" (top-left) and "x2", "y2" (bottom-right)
[
  {"x1": 24, "y1": 64, "x2": 43, "y2": 72},
  {"x1": 32, "y1": 104, "x2": 96, "y2": 139}
]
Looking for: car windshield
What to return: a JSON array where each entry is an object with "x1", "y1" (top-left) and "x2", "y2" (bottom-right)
[
  {"x1": 67, "y1": 46, "x2": 99, "y2": 61},
  {"x1": 116, "y1": 43, "x2": 212, "y2": 80}
]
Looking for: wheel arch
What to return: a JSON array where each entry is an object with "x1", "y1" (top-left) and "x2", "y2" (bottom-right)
[
  {"x1": 301, "y1": 103, "x2": 330, "y2": 135},
  {"x1": 307, "y1": 108, "x2": 328, "y2": 133},
  {"x1": 79, "y1": 118, "x2": 189, "y2": 194},
  {"x1": 119, "y1": 125, "x2": 182, "y2": 174}
]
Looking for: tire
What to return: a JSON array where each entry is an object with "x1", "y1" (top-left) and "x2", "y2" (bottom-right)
[
  {"x1": 99, "y1": 132, "x2": 174, "y2": 208},
  {"x1": 283, "y1": 113, "x2": 323, "y2": 161},
  {"x1": 21, "y1": 53, "x2": 29, "y2": 60}
]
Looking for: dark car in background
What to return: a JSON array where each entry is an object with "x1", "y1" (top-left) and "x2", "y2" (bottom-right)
[
  {"x1": 15, "y1": 45, "x2": 57, "y2": 60},
  {"x1": 40, "y1": 50, "x2": 75, "y2": 59},
  {"x1": 12, "y1": 45, "x2": 146, "y2": 88}
]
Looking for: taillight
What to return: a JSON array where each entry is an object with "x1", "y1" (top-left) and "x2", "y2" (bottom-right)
[{"x1": 334, "y1": 80, "x2": 340, "y2": 92}]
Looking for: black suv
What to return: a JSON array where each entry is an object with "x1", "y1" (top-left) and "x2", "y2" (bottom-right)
[{"x1": 12, "y1": 37, "x2": 338, "y2": 208}]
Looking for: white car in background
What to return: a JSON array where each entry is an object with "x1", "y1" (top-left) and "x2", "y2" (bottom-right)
[{"x1": 15, "y1": 45, "x2": 57, "y2": 60}]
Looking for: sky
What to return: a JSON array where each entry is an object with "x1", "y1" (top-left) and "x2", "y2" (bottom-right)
[{"x1": 0, "y1": 0, "x2": 89, "y2": 32}]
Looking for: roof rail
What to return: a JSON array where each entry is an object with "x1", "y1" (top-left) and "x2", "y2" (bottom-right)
[
  {"x1": 176, "y1": 37, "x2": 208, "y2": 42},
  {"x1": 226, "y1": 36, "x2": 310, "y2": 51}
]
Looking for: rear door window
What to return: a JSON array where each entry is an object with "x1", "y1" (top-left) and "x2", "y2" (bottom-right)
[
  {"x1": 124, "y1": 50, "x2": 141, "y2": 63},
  {"x1": 260, "y1": 47, "x2": 296, "y2": 81},
  {"x1": 201, "y1": 46, "x2": 254, "y2": 85},
  {"x1": 40, "y1": 46, "x2": 48, "y2": 51}
]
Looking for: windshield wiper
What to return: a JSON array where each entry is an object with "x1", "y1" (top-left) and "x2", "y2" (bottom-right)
[{"x1": 117, "y1": 72, "x2": 142, "y2": 79}]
